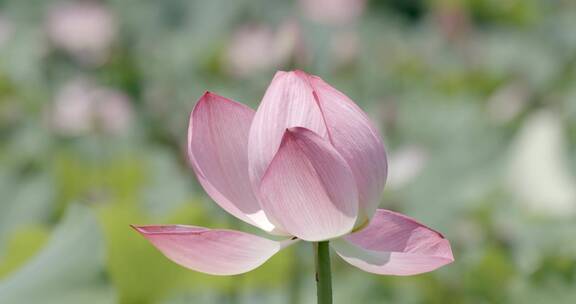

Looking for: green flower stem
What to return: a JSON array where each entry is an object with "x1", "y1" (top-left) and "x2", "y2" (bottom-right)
[{"x1": 314, "y1": 241, "x2": 333, "y2": 304}]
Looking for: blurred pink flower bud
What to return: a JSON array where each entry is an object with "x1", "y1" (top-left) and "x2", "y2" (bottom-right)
[
  {"x1": 51, "y1": 78, "x2": 132, "y2": 136},
  {"x1": 226, "y1": 25, "x2": 276, "y2": 76},
  {"x1": 93, "y1": 88, "x2": 133, "y2": 134},
  {"x1": 226, "y1": 21, "x2": 301, "y2": 77},
  {"x1": 46, "y1": 1, "x2": 116, "y2": 65},
  {"x1": 299, "y1": 0, "x2": 367, "y2": 26},
  {"x1": 51, "y1": 79, "x2": 94, "y2": 135}
]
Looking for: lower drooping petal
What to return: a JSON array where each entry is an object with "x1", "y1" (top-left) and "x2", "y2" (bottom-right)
[
  {"x1": 132, "y1": 225, "x2": 294, "y2": 275},
  {"x1": 331, "y1": 209, "x2": 453, "y2": 276},
  {"x1": 258, "y1": 127, "x2": 358, "y2": 241}
]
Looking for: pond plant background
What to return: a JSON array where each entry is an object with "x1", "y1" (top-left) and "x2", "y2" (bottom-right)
[{"x1": 1, "y1": 0, "x2": 576, "y2": 303}]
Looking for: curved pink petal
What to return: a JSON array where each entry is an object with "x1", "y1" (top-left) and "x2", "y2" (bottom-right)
[
  {"x1": 132, "y1": 225, "x2": 295, "y2": 275},
  {"x1": 248, "y1": 71, "x2": 328, "y2": 189},
  {"x1": 258, "y1": 127, "x2": 358, "y2": 241},
  {"x1": 188, "y1": 92, "x2": 276, "y2": 232},
  {"x1": 331, "y1": 209, "x2": 453, "y2": 276},
  {"x1": 307, "y1": 74, "x2": 387, "y2": 223}
]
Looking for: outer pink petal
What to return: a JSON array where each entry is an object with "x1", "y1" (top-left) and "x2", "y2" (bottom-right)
[
  {"x1": 258, "y1": 127, "x2": 358, "y2": 241},
  {"x1": 188, "y1": 92, "x2": 276, "y2": 232},
  {"x1": 331, "y1": 209, "x2": 454, "y2": 276},
  {"x1": 132, "y1": 225, "x2": 295, "y2": 275},
  {"x1": 248, "y1": 71, "x2": 328, "y2": 189},
  {"x1": 308, "y1": 74, "x2": 388, "y2": 223}
]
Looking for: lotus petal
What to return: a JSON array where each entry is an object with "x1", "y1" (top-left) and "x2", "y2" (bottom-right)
[
  {"x1": 132, "y1": 225, "x2": 294, "y2": 275},
  {"x1": 331, "y1": 209, "x2": 453, "y2": 275},
  {"x1": 189, "y1": 92, "x2": 276, "y2": 232},
  {"x1": 258, "y1": 127, "x2": 358, "y2": 241}
]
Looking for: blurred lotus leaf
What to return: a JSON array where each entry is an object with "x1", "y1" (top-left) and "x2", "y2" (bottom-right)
[{"x1": 0, "y1": 204, "x2": 114, "y2": 304}]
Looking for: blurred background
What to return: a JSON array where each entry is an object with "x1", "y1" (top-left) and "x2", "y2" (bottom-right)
[{"x1": 0, "y1": 0, "x2": 575, "y2": 303}]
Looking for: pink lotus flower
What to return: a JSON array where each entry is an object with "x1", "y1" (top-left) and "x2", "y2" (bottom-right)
[{"x1": 133, "y1": 70, "x2": 453, "y2": 276}]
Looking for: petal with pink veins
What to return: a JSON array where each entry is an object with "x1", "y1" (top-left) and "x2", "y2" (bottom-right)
[
  {"x1": 132, "y1": 225, "x2": 295, "y2": 275},
  {"x1": 188, "y1": 92, "x2": 277, "y2": 232},
  {"x1": 307, "y1": 74, "x2": 387, "y2": 224},
  {"x1": 258, "y1": 127, "x2": 358, "y2": 241},
  {"x1": 248, "y1": 71, "x2": 328, "y2": 189},
  {"x1": 248, "y1": 71, "x2": 387, "y2": 226},
  {"x1": 331, "y1": 209, "x2": 453, "y2": 276}
]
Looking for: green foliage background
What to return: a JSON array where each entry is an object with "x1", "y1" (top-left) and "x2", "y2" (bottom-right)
[{"x1": 1, "y1": 0, "x2": 576, "y2": 303}]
